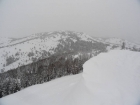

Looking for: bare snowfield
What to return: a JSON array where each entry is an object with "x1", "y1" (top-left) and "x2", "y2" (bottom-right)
[{"x1": 0, "y1": 50, "x2": 140, "y2": 105}]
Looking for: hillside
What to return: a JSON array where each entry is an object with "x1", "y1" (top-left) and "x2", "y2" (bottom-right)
[
  {"x1": 0, "y1": 31, "x2": 140, "y2": 98},
  {"x1": 0, "y1": 31, "x2": 106, "y2": 73},
  {"x1": 0, "y1": 31, "x2": 140, "y2": 73},
  {"x1": 1, "y1": 50, "x2": 140, "y2": 105}
]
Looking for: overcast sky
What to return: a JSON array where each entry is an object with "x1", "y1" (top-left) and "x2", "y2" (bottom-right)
[{"x1": 0, "y1": 0, "x2": 140, "y2": 43}]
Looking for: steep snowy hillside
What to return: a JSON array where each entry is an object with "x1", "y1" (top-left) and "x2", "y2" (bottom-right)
[
  {"x1": 1, "y1": 50, "x2": 140, "y2": 105},
  {"x1": 0, "y1": 31, "x2": 95, "y2": 73},
  {"x1": 0, "y1": 31, "x2": 111, "y2": 97},
  {"x1": 0, "y1": 31, "x2": 140, "y2": 98},
  {"x1": 0, "y1": 31, "x2": 106, "y2": 73},
  {"x1": 1, "y1": 31, "x2": 140, "y2": 73}
]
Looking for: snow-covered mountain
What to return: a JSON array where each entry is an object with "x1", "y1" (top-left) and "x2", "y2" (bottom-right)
[
  {"x1": 0, "y1": 31, "x2": 140, "y2": 98},
  {"x1": 0, "y1": 31, "x2": 140, "y2": 73},
  {"x1": 1, "y1": 50, "x2": 140, "y2": 105},
  {"x1": 0, "y1": 31, "x2": 96, "y2": 73}
]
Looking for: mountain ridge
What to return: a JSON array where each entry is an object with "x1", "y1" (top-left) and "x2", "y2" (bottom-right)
[
  {"x1": 0, "y1": 31, "x2": 140, "y2": 73},
  {"x1": 0, "y1": 31, "x2": 140, "y2": 98}
]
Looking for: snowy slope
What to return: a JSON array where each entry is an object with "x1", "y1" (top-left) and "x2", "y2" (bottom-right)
[
  {"x1": 0, "y1": 31, "x2": 95, "y2": 73},
  {"x1": 1, "y1": 50, "x2": 140, "y2": 105},
  {"x1": 83, "y1": 50, "x2": 140, "y2": 105},
  {"x1": 1, "y1": 31, "x2": 140, "y2": 73}
]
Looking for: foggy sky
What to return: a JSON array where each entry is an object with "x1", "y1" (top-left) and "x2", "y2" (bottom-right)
[{"x1": 0, "y1": 0, "x2": 140, "y2": 43}]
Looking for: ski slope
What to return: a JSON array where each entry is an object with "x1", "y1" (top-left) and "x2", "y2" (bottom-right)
[{"x1": 0, "y1": 50, "x2": 140, "y2": 105}]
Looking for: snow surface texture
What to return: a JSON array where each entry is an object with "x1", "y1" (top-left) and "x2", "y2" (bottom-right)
[{"x1": 0, "y1": 50, "x2": 140, "y2": 105}]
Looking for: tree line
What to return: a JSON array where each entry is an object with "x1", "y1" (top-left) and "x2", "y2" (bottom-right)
[
  {"x1": 0, "y1": 52, "x2": 90, "y2": 98},
  {"x1": 0, "y1": 38, "x2": 119, "y2": 98}
]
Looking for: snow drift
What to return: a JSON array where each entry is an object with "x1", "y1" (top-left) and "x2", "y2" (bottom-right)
[
  {"x1": 83, "y1": 50, "x2": 140, "y2": 105},
  {"x1": 0, "y1": 50, "x2": 140, "y2": 105}
]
